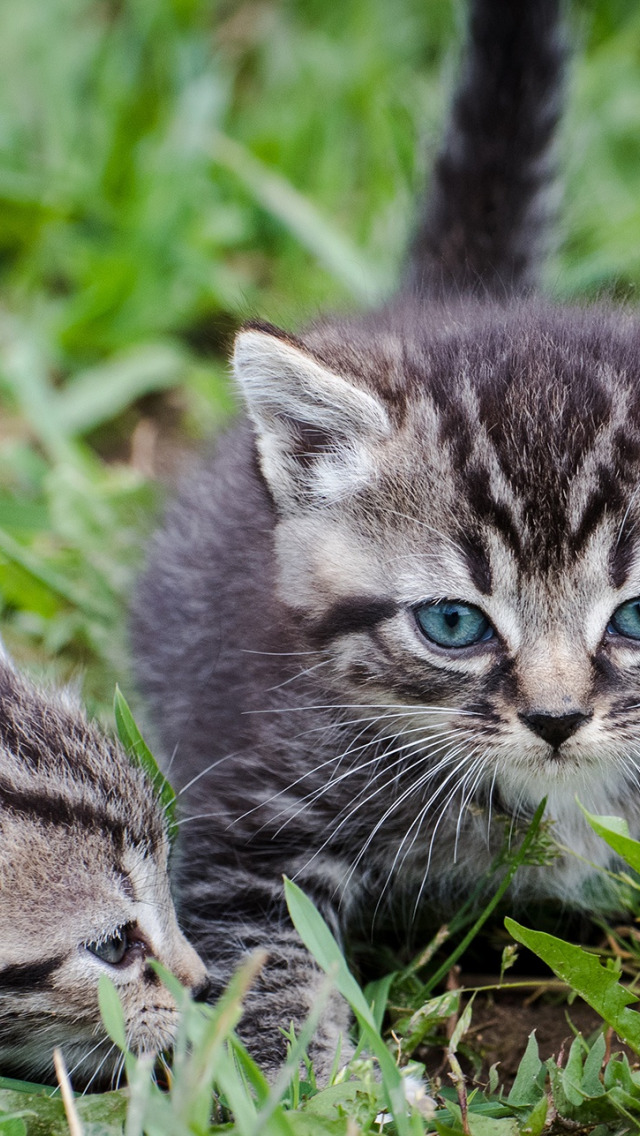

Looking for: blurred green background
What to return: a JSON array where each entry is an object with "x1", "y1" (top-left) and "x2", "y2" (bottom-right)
[{"x1": 0, "y1": 0, "x2": 638, "y2": 717}]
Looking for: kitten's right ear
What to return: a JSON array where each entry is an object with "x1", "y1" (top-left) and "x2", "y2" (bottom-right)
[{"x1": 233, "y1": 325, "x2": 391, "y2": 509}]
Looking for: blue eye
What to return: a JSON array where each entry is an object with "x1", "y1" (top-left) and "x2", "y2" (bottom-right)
[
  {"x1": 415, "y1": 600, "x2": 494, "y2": 649},
  {"x1": 86, "y1": 929, "x2": 129, "y2": 966},
  {"x1": 609, "y1": 598, "x2": 640, "y2": 640}
]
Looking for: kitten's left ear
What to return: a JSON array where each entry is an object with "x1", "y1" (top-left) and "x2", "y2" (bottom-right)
[{"x1": 233, "y1": 325, "x2": 391, "y2": 509}]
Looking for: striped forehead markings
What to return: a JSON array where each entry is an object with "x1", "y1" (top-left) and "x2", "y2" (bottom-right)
[{"x1": 0, "y1": 778, "x2": 158, "y2": 851}]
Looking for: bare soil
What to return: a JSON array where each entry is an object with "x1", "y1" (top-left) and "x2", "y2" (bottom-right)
[{"x1": 436, "y1": 981, "x2": 640, "y2": 1091}]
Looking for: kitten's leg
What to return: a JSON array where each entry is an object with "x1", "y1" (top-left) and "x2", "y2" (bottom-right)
[
  {"x1": 180, "y1": 878, "x2": 354, "y2": 1082},
  {"x1": 238, "y1": 930, "x2": 353, "y2": 1082}
]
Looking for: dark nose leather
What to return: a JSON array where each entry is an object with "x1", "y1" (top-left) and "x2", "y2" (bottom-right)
[
  {"x1": 191, "y1": 975, "x2": 213, "y2": 1003},
  {"x1": 518, "y1": 710, "x2": 592, "y2": 748}
]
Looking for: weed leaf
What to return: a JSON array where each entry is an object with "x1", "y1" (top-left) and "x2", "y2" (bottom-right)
[
  {"x1": 505, "y1": 918, "x2": 640, "y2": 1053},
  {"x1": 578, "y1": 802, "x2": 640, "y2": 874}
]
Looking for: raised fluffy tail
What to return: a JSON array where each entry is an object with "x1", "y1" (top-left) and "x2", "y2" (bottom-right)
[{"x1": 404, "y1": 0, "x2": 566, "y2": 299}]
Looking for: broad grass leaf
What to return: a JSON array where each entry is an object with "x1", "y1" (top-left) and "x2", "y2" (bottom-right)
[
  {"x1": 395, "y1": 990, "x2": 461, "y2": 1059},
  {"x1": 0, "y1": 1118, "x2": 26, "y2": 1136},
  {"x1": 437, "y1": 1102, "x2": 519, "y2": 1136},
  {"x1": 546, "y1": 1057, "x2": 626, "y2": 1127},
  {"x1": 582, "y1": 1033, "x2": 607, "y2": 1097},
  {"x1": 604, "y1": 1052, "x2": 636, "y2": 1093},
  {"x1": 302, "y1": 1079, "x2": 382, "y2": 1123},
  {"x1": 0, "y1": 1086, "x2": 126, "y2": 1135},
  {"x1": 146, "y1": 960, "x2": 186, "y2": 1004},
  {"x1": 209, "y1": 1044, "x2": 297, "y2": 1136},
  {"x1": 97, "y1": 974, "x2": 127, "y2": 1052},
  {"x1": 211, "y1": 131, "x2": 386, "y2": 303},
  {"x1": 220, "y1": 1041, "x2": 296, "y2": 1136},
  {"x1": 518, "y1": 1093, "x2": 548, "y2": 1136},
  {"x1": 506, "y1": 1034, "x2": 548, "y2": 1136},
  {"x1": 0, "y1": 1080, "x2": 52, "y2": 1096},
  {"x1": 113, "y1": 686, "x2": 177, "y2": 835},
  {"x1": 363, "y1": 972, "x2": 396, "y2": 1033},
  {"x1": 448, "y1": 998, "x2": 473, "y2": 1056},
  {"x1": 287, "y1": 1115, "x2": 355, "y2": 1135},
  {"x1": 284, "y1": 879, "x2": 375, "y2": 1029},
  {"x1": 578, "y1": 802, "x2": 640, "y2": 874},
  {"x1": 562, "y1": 1036, "x2": 590, "y2": 1107},
  {"x1": 169, "y1": 951, "x2": 267, "y2": 1132},
  {"x1": 284, "y1": 877, "x2": 421, "y2": 1136},
  {"x1": 56, "y1": 344, "x2": 187, "y2": 436},
  {"x1": 505, "y1": 918, "x2": 640, "y2": 1054},
  {"x1": 467, "y1": 1116, "x2": 519, "y2": 1136}
]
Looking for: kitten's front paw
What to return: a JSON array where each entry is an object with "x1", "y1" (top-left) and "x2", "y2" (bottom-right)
[
  {"x1": 238, "y1": 983, "x2": 353, "y2": 1086},
  {"x1": 307, "y1": 1025, "x2": 355, "y2": 1087}
]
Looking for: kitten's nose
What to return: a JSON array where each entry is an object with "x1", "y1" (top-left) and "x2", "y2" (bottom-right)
[
  {"x1": 518, "y1": 710, "x2": 592, "y2": 748},
  {"x1": 191, "y1": 975, "x2": 212, "y2": 1003}
]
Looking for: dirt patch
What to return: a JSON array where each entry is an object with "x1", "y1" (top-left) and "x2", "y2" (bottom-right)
[
  {"x1": 468, "y1": 994, "x2": 606, "y2": 1084},
  {"x1": 423, "y1": 983, "x2": 640, "y2": 1090}
]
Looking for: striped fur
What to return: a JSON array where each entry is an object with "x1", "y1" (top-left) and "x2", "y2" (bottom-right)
[
  {"x1": 0, "y1": 660, "x2": 207, "y2": 1089},
  {"x1": 131, "y1": 0, "x2": 637, "y2": 1080}
]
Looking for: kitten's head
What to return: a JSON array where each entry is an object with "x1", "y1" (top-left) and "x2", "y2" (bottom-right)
[
  {"x1": 0, "y1": 662, "x2": 208, "y2": 1089},
  {"x1": 234, "y1": 304, "x2": 640, "y2": 895}
]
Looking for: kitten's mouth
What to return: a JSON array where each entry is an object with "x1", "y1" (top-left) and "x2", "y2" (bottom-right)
[{"x1": 543, "y1": 745, "x2": 573, "y2": 762}]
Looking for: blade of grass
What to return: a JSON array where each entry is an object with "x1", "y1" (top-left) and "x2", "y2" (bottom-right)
[
  {"x1": 114, "y1": 686, "x2": 177, "y2": 833},
  {"x1": 56, "y1": 344, "x2": 187, "y2": 436},
  {"x1": 284, "y1": 877, "x2": 423, "y2": 1136},
  {"x1": 0, "y1": 526, "x2": 109, "y2": 621},
  {"x1": 211, "y1": 131, "x2": 387, "y2": 304}
]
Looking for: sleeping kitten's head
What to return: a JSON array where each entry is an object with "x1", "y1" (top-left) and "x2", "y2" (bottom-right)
[
  {"x1": 0, "y1": 660, "x2": 208, "y2": 1089},
  {"x1": 233, "y1": 302, "x2": 640, "y2": 900}
]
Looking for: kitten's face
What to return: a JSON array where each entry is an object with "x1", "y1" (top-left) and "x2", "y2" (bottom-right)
[
  {"x1": 234, "y1": 307, "x2": 640, "y2": 891},
  {"x1": 0, "y1": 667, "x2": 207, "y2": 1089}
]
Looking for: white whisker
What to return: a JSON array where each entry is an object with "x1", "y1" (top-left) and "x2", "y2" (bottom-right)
[
  {"x1": 412, "y1": 747, "x2": 484, "y2": 917},
  {"x1": 486, "y1": 760, "x2": 500, "y2": 842},
  {"x1": 295, "y1": 734, "x2": 474, "y2": 886},
  {"x1": 81, "y1": 1042, "x2": 116, "y2": 1096},
  {"x1": 454, "y1": 756, "x2": 487, "y2": 859},
  {"x1": 277, "y1": 727, "x2": 469, "y2": 839},
  {"x1": 243, "y1": 701, "x2": 475, "y2": 717},
  {"x1": 265, "y1": 658, "x2": 333, "y2": 691},
  {"x1": 66, "y1": 1036, "x2": 110, "y2": 1083},
  {"x1": 349, "y1": 741, "x2": 478, "y2": 901},
  {"x1": 385, "y1": 742, "x2": 477, "y2": 878}
]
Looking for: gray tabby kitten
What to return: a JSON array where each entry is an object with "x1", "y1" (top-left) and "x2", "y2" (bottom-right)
[
  {"x1": 0, "y1": 657, "x2": 209, "y2": 1089},
  {"x1": 132, "y1": 0, "x2": 639, "y2": 1077}
]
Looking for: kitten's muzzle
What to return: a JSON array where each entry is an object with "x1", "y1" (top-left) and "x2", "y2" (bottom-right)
[
  {"x1": 191, "y1": 975, "x2": 212, "y2": 1002},
  {"x1": 518, "y1": 709, "x2": 592, "y2": 748}
]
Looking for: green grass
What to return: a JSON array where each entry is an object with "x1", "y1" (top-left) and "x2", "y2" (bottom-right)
[
  {"x1": 3, "y1": 0, "x2": 640, "y2": 714},
  {"x1": 6, "y1": 808, "x2": 640, "y2": 1135},
  {"x1": 4, "y1": 0, "x2": 640, "y2": 1131}
]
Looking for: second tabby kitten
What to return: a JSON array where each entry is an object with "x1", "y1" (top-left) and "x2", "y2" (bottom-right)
[
  {"x1": 132, "y1": 0, "x2": 640, "y2": 1078},
  {"x1": 0, "y1": 657, "x2": 208, "y2": 1089}
]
